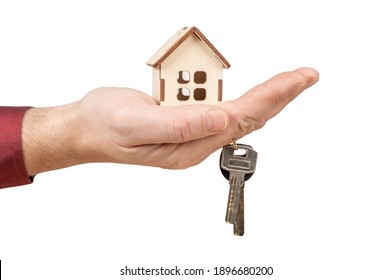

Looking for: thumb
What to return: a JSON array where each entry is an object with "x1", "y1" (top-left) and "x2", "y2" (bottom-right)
[{"x1": 131, "y1": 104, "x2": 229, "y2": 144}]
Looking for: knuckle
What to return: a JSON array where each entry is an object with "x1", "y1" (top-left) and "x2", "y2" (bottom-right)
[
  {"x1": 236, "y1": 118, "x2": 256, "y2": 134},
  {"x1": 293, "y1": 71, "x2": 308, "y2": 88},
  {"x1": 287, "y1": 71, "x2": 308, "y2": 100},
  {"x1": 236, "y1": 116, "x2": 267, "y2": 136},
  {"x1": 169, "y1": 115, "x2": 192, "y2": 143}
]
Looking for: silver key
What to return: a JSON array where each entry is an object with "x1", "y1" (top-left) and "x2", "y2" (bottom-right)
[{"x1": 220, "y1": 144, "x2": 257, "y2": 234}]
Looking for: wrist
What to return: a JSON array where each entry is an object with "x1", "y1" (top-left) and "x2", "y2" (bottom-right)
[{"x1": 22, "y1": 102, "x2": 83, "y2": 176}]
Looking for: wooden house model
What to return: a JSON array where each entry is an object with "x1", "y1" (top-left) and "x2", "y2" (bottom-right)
[{"x1": 147, "y1": 26, "x2": 231, "y2": 106}]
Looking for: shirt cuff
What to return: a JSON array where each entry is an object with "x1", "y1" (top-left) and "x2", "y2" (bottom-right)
[{"x1": 0, "y1": 106, "x2": 33, "y2": 189}]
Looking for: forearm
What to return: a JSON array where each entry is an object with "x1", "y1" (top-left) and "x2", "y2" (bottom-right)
[{"x1": 21, "y1": 103, "x2": 84, "y2": 176}]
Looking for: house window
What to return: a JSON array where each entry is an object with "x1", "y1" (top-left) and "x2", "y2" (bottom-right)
[
  {"x1": 177, "y1": 87, "x2": 190, "y2": 100},
  {"x1": 177, "y1": 71, "x2": 190, "y2": 84},
  {"x1": 194, "y1": 88, "x2": 206, "y2": 100},
  {"x1": 177, "y1": 70, "x2": 207, "y2": 101},
  {"x1": 194, "y1": 71, "x2": 207, "y2": 84}
]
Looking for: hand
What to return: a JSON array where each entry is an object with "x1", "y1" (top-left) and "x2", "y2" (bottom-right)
[{"x1": 22, "y1": 67, "x2": 319, "y2": 176}]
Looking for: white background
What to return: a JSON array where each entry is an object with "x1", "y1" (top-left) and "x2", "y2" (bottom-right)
[{"x1": 1, "y1": 0, "x2": 390, "y2": 279}]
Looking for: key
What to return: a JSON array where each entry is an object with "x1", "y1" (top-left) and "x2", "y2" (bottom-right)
[
  {"x1": 220, "y1": 144, "x2": 257, "y2": 224},
  {"x1": 220, "y1": 144, "x2": 257, "y2": 234}
]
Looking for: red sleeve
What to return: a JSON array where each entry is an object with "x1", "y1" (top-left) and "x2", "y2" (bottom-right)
[{"x1": 0, "y1": 106, "x2": 33, "y2": 189}]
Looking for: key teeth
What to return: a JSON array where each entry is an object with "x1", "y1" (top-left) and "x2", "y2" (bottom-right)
[
  {"x1": 233, "y1": 219, "x2": 245, "y2": 236},
  {"x1": 233, "y1": 221, "x2": 245, "y2": 236},
  {"x1": 234, "y1": 187, "x2": 245, "y2": 236}
]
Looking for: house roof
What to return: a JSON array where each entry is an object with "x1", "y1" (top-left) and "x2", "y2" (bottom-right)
[{"x1": 147, "y1": 26, "x2": 231, "y2": 69}]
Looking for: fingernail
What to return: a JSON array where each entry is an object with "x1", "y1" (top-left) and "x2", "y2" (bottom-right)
[{"x1": 206, "y1": 109, "x2": 228, "y2": 132}]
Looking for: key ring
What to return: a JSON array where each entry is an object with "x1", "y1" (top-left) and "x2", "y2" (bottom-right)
[{"x1": 231, "y1": 137, "x2": 238, "y2": 150}]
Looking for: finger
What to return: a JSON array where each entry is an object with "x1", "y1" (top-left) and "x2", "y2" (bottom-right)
[
  {"x1": 124, "y1": 104, "x2": 229, "y2": 145},
  {"x1": 251, "y1": 67, "x2": 319, "y2": 119},
  {"x1": 220, "y1": 67, "x2": 319, "y2": 137},
  {"x1": 166, "y1": 68, "x2": 319, "y2": 168}
]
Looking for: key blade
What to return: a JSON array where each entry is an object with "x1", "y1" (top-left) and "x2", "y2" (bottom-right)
[
  {"x1": 225, "y1": 171, "x2": 245, "y2": 224},
  {"x1": 225, "y1": 183, "x2": 235, "y2": 223},
  {"x1": 234, "y1": 188, "x2": 245, "y2": 236}
]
